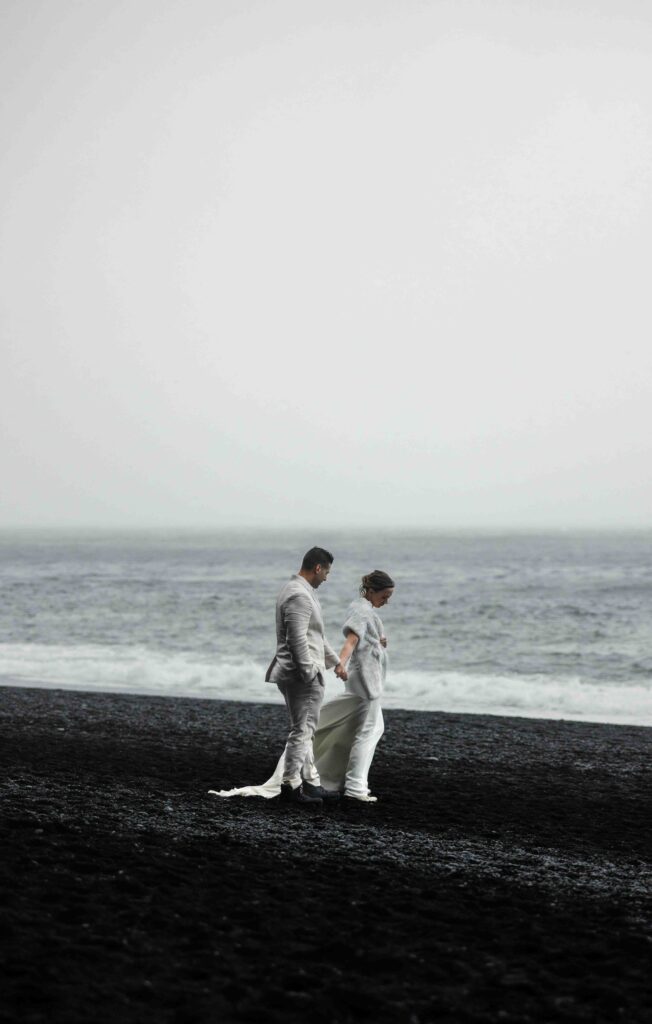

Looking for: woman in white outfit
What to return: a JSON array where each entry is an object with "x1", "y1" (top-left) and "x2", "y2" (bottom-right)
[
  {"x1": 313, "y1": 569, "x2": 394, "y2": 802},
  {"x1": 209, "y1": 569, "x2": 395, "y2": 804}
]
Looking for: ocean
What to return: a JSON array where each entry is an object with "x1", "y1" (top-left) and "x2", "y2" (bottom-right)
[{"x1": 0, "y1": 529, "x2": 650, "y2": 726}]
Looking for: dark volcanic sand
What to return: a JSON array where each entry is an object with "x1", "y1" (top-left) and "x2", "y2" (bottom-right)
[{"x1": 1, "y1": 687, "x2": 651, "y2": 1023}]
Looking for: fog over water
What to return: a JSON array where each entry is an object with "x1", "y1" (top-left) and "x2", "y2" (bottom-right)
[{"x1": 1, "y1": 1, "x2": 651, "y2": 529}]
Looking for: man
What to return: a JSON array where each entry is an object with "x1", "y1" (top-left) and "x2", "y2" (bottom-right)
[{"x1": 265, "y1": 546, "x2": 347, "y2": 806}]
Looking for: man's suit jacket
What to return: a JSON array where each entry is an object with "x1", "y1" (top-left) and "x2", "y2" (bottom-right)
[{"x1": 265, "y1": 574, "x2": 338, "y2": 685}]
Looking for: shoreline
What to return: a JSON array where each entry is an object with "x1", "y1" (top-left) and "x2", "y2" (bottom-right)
[
  {"x1": 1, "y1": 677, "x2": 650, "y2": 730},
  {"x1": 2, "y1": 685, "x2": 651, "y2": 1022}
]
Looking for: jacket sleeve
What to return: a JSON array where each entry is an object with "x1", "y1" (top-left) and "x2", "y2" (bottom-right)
[
  {"x1": 342, "y1": 601, "x2": 370, "y2": 641},
  {"x1": 323, "y1": 637, "x2": 339, "y2": 669},
  {"x1": 284, "y1": 592, "x2": 318, "y2": 681}
]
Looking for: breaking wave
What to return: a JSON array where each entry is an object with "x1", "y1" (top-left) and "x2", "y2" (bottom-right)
[{"x1": 0, "y1": 643, "x2": 650, "y2": 727}]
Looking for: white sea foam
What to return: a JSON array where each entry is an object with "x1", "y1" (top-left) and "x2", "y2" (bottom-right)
[
  {"x1": 383, "y1": 669, "x2": 652, "y2": 726},
  {"x1": 0, "y1": 644, "x2": 278, "y2": 704},
  {"x1": 0, "y1": 643, "x2": 650, "y2": 727}
]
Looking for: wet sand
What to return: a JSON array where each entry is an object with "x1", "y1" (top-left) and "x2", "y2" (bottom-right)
[{"x1": 1, "y1": 685, "x2": 651, "y2": 1023}]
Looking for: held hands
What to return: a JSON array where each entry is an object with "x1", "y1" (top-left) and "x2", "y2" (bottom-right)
[
  {"x1": 334, "y1": 662, "x2": 348, "y2": 682},
  {"x1": 380, "y1": 636, "x2": 388, "y2": 648}
]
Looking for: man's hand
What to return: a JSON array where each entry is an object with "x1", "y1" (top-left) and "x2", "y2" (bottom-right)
[{"x1": 334, "y1": 662, "x2": 348, "y2": 681}]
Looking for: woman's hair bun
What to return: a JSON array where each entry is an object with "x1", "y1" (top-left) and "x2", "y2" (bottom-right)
[{"x1": 360, "y1": 569, "x2": 395, "y2": 595}]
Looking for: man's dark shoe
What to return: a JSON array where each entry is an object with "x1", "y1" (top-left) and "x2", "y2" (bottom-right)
[
  {"x1": 302, "y1": 782, "x2": 340, "y2": 802},
  {"x1": 279, "y1": 782, "x2": 322, "y2": 806}
]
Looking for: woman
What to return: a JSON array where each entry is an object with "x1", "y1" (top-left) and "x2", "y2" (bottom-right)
[
  {"x1": 210, "y1": 569, "x2": 395, "y2": 803},
  {"x1": 312, "y1": 569, "x2": 394, "y2": 801}
]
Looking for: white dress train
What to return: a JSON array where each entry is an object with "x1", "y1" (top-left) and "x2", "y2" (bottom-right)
[{"x1": 209, "y1": 692, "x2": 384, "y2": 799}]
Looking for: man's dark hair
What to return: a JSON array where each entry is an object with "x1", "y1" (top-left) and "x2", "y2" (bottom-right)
[{"x1": 301, "y1": 546, "x2": 334, "y2": 571}]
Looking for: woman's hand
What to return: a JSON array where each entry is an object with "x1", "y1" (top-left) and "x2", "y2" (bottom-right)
[{"x1": 380, "y1": 635, "x2": 388, "y2": 648}]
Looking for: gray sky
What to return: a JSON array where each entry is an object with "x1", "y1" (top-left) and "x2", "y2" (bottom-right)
[{"x1": 1, "y1": 0, "x2": 651, "y2": 529}]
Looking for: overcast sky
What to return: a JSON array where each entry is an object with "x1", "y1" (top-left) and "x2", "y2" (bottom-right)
[{"x1": 1, "y1": 0, "x2": 651, "y2": 529}]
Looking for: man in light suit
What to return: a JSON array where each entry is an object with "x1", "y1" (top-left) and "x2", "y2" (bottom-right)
[{"x1": 266, "y1": 546, "x2": 347, "y2": 806}]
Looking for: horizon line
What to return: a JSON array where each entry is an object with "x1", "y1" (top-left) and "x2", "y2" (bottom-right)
[{"x1": 0, "y1": 523, "x2": 650, "y2": 534}]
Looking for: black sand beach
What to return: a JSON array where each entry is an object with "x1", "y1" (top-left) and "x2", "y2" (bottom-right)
[{"x1": 1, "y1": 686, "x2": 650, "y2": 1023}]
